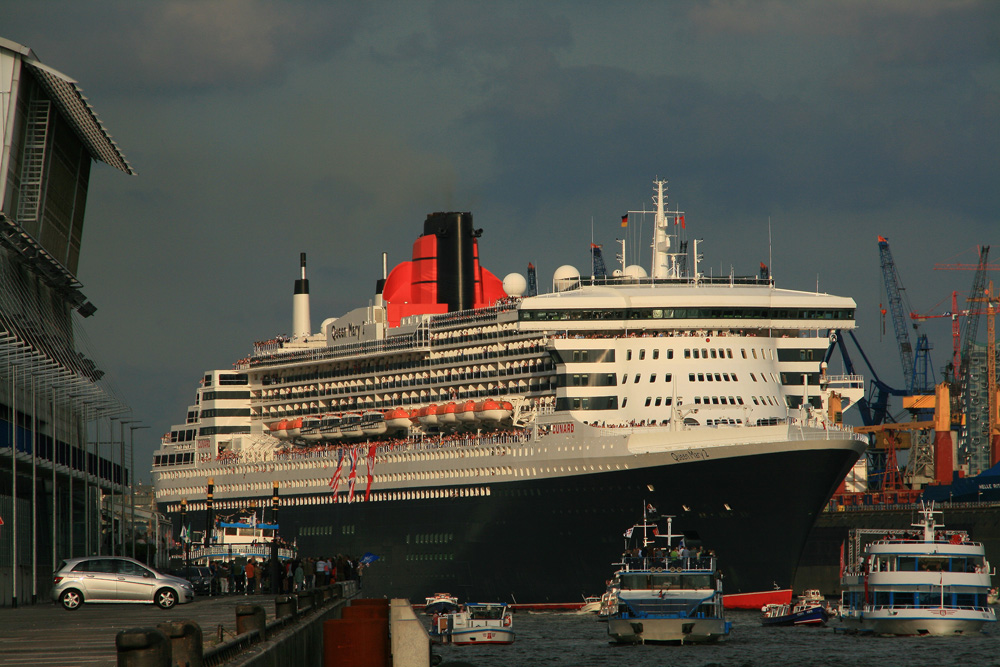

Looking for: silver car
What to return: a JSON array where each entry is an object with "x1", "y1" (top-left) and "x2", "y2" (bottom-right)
[{"x1": 52, "y1": 556, "x2": 195, "y2": 610}]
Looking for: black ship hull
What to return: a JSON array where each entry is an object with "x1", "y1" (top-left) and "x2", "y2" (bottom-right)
[{"x1": 167, "y1": 445, "x2": 859, "y2": 604}]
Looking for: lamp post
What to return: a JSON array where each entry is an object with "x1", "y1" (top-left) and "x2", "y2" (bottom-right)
[
  {"x1": 128, "y1": 424, "x2": 149, "y2": 559},
  {"x1": 180, "y1": 498, "x2": 189, "y2": 573}
]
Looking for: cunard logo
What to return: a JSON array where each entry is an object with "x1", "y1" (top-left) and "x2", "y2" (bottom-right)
[{"x1": 551, "y1": 423, "x2": 575, "y2": 434}]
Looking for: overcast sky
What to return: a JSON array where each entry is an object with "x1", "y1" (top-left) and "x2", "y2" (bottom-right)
[{"x1": 5, "y1": 1, "x2": 999, "y2": 479}]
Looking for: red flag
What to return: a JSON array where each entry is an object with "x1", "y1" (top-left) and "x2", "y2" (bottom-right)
[
  {"x1": 364, "y1": 444, "x2": 377, "y2": 502},
  {"x1": 678, "y1": 215, "x2": 685, "y2": 229},
  {"x1": 347, "y1": 447, "x2": 359, "y2": 502},
  {"x1": 621, "y1": 214, "x2": 628, "y2": 228}
]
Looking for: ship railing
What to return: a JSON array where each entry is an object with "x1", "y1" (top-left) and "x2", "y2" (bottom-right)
[
  {"x1": 859, "y1": 603, "x2": 994, "y2": 614},
  {"x1": 249, "y1": 330, "x2": 430, "y2": 368},
  {"x1": 428, "y1": 301, "x2": 520, "y2": 328},
  {"x1": 823, "y1": 373, "x2": 865, "y2": 388},
  {"x1": 187, "y1": 544, "x2": 297, "y2": 561},
  {"x1": 619, "y1": 557, "x2": 715, "y2": 572}
]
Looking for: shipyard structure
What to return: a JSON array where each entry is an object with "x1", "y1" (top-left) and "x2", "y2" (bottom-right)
[{"x1": 0, "y1": 37, "x2": 140, "y2": 607}]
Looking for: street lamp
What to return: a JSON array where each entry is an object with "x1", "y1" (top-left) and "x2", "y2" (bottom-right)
[{"x1": 128, "y1": 424, "x2": 150, "y2": 559}]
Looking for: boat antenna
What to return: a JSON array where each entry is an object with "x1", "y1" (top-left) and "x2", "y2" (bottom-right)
[{"x1": 768, "y1": 216, "x2": 773, "y2": 285}]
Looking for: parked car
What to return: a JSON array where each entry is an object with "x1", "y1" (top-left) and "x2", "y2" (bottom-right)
[
  {"x1": 167, "y1": 565, "x2": 214, "y2": 595},
  {"x1": 52, "y1": 556, "x2": 195, "y2": 610}
]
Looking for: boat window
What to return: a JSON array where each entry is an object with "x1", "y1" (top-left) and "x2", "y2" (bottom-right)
[
  {"x1": 639, "y1": 350, "x2": 646, "y2": 360},
  {"x1": 653, "y1": 350, "x2": 659, "y2": 360},
  {"x1": 655, "y1": 397, "x2": 662, "y2": 406},
  {"x1": 693, "y1": 349, "x2": 699, "y2": 359},
  {"x1": 896, "y1": 556, "x2": 918, "y2": 571},
  {"x1": 710, "y1": 349, "x2": 717, "y2": 358},
  {"x1": 665, "y1": 373, "x2": 672, "y2": 382},
  {"x1": 650, "y1": 374, "x2": 657, "y2": 383},
  {"x1": 620, "y1": 574, "x2": 649, "y2": 590},
  {"x1": 634, "y1": 374, "x2": 640, "y2": 383},
  {"x1": 667, "y1": 350, "x2": 674, "y2": 359},
  {"x1": 689, "y1": 373, "x2": 695, "y2": 382},
  {"x1": 698, "y1": 373, "x2": 705, "y2": 382},
  {"x1": 627, "y1": 350, "x2": 632, "y2": 361},
  {"x1": 684, "y1": 349, "x2": 691, "y2": 359}
]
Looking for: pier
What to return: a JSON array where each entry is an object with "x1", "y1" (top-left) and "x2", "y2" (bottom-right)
[{"x1": 0, "y1": 581, "x2": 433, "y2": 667}]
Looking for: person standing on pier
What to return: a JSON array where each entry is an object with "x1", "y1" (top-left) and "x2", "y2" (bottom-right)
[{"x1": 245, "y1": 559, "x2": 256, "y2": 595}]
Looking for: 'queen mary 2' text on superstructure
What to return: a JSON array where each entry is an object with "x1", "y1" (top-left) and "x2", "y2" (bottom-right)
[{"x1": 153, "y1": 180, "x2": 867, "y2": 607}]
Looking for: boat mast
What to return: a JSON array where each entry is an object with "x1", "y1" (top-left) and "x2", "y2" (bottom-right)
[{"x1": 650, "y1": 180, "x2": 685, "y2": 279}]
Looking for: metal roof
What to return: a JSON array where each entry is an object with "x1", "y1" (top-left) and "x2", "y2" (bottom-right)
[{"x1": 22, "y1": 59, "x2": 136, "y2": 175}]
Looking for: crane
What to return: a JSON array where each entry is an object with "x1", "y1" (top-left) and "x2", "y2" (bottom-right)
[
  {"x1": 877, "y1": 236, "x2": 934, "y2": 394},
  {"x1": 951, "y1": 246, "x2": 991, "y2": 383}
]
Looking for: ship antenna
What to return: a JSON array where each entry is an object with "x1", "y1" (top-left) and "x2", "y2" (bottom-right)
[{"x1": 768, "y1": 216, "x2": 773, "y2": 286}]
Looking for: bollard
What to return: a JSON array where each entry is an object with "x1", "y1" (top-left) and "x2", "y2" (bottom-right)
[
  {"x1": 275, "y1": 594, "x2": 298, "y2": 619},
  {"x1": 115, "y1": 627, "x2": 171, "y2": 667},
  {"x1": 156, "y1": 620, "x2": 203, "y2": 667},
  {"x1": 235, "y1": 604, "x2": 266, "y2": 637},
  {"x1": 323, "y1": 618, "x2": 388, "y2": 667}
]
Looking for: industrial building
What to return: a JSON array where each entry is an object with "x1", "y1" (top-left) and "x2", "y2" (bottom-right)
[{"x1": 0, "y1": 36, "x2": 138, "y2": 606}]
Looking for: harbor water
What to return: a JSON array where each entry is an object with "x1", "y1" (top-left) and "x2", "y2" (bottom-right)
[{"x1": 431, "y1": 610, "x2": 1000, "y2": 667}]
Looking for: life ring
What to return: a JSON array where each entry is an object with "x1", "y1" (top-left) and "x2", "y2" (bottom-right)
[
  {"x1": 670, "y1": 567, "x2": 679, "y2": 572},
  {"x1": 503, "y1": 616, "x2": 511, "y2": 627}
]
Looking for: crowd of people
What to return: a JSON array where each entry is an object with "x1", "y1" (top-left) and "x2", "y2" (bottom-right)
[{"x1": 200, "y1": 553, "x2": 364, "y2": 595}]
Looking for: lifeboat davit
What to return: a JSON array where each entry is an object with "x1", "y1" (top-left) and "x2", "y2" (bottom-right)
[
  {"x1": 285, "y1": 417, "x2": 303, "y2": 439},
  {"x1": 319, "y1": 415, "x2": 342, "y2": 441},
  {"x1": 418, "y1": 404, "x2": 440, "y2": 427},
  {"x1": 386, "y1": 408, "x2": 412, "y2": 431},
  {"x1": 340, "y1": 413, "x2": 362, "y2": 438},
  {"x1": 501, "y1": 401, "x2": 514, "y2": 423},
  {"x1": 362, "y1": 410, "x2": 387, "y2": 436},
  {"x1": 475, "y1": 399, "x2": 505, "y2": 423},
  {"x1": 269, "y1": 420, "x2": 289, "y2": 439},
  {"x1": 457, "y1": 400, "x2": 478, "y2": 424},
  {"x1": 438, "y1": 402, "x2": 459, "y2": 426},
  {"x1": 300, "y1": 416, "x2": 323, "y2": 442}
]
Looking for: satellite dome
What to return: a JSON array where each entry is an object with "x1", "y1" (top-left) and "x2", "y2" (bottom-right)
[
  {"x1": 623, "y1": 264, "x2": 648, "y2": 280},
  {"x1": 553, "y1": 265, "x2": 581, "y2": 292},
  {"x1": 612, "y1": 269, "x2": 623, "y2": 277},
  {"x1": 502, "y1": 273, "x2": 527, "y2": 297}
]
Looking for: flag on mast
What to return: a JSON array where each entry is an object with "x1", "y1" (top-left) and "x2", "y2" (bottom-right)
[
  {"x1": 347, "y1": 447, "x2": 360, "y2": 502},
  {"x1": 364, "y1": 444, "x2": 378, "y2": 502},
  {"x1": 621, "y1": 214, "x2": 628, "y2": 228},
  {"x1": 329, "y1": 448, "x2": 345, "y2": 495}
]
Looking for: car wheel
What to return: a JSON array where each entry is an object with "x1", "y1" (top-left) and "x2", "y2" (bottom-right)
[
  {"x1": 155, "y1": 588, "x2": 178, "y2": 609},
  {"x1": 60, "y1": 589, "x2": 83, "y2": 610}
]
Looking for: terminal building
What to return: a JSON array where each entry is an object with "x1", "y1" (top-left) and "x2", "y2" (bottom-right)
[{"x1": 0, "y1": 37, "x2": 138, "y2": 606}]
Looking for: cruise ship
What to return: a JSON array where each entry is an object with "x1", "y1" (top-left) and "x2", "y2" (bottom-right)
[{"x1": 153, "y1": 180, "x2": 867, "y2": 607}]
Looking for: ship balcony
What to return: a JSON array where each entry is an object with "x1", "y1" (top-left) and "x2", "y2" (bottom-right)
[{"x1": 866, "y1": 571, "x2": 993, "y2": 587}]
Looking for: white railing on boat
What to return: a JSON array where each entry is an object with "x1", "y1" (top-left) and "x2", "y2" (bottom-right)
[{"x1": 186, "y1": 544, "x2": 297, "y2": 562}]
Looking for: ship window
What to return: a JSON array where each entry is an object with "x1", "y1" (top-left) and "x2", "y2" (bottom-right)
[
  {"x1": 723, "y1": 374, "x2": 730, "y2": 381},
  {"x1": 714, "y1": 374, "x2": 722, "y2": 381},
  {"x1": 655, "y1": 397, "x2": 662, "y2": 406},
  {"x1": 727, "y1": 349, "x2": 733, "y2": 358},
  {"x1": 698, "y1": 374, "x2": 705, "y2": 382},
  {"x1": 710, "y1": 349, "x2": 717, "y2": 358},
  {"x1": 645, "y1": 397, "x2": 651, "y2": 407},
  {"x1": 703, "y1": 396, "x2": 710, "y2": 404},
  {"x1": 621, "y1": 398, "x2": 627, "y2": 407},
  {"x1": 684, "y1": 349, "x2": 691, "y2": 359},
  {"x1": 639, "y1": 350, "x2": 646, "y2": 360},
  {"x1": 702, "y1": 348, "x2": 708, "y2": 357},
  {"x1": 694, "y1": 397, "x2": 701, "y2": 404},
  {"x1": 634, "y1": 374, "x2": 640, "y2": 383},
  {"x1": 752, "y1": 397, "x2": 759, "y2": 405},
  {"x1": 750, "y1": 373, "x2": 757, "y2": 382},
  {"x1": 741, "y1": 349, "x2": 747, "y2": 359},
  {"x1": 689, "y1": 373, "x2": 695, "y2": 381},
  {"x1": 732, "y1": 374, "x2": 738, "y2": 381},
  {"x1": 712, "y1": 397, "x2": 720, "y2": 405},
  {"x1": 652, "y1": 350, "x2": 659, "y2": 360},
  {"x1": 737, "y1": 397, "x2": 744, "y2": 405},
  {"x1": 650, "y1": 374, "x2": 657, "y2": 382},
  {"x1": 665, "y1": 397, "x2": 672, "y2": 406},
  {"x1": 623, "y1": 374, "x2": 629, "y2": 384},
  {"x1": 627, "y1": 350, "x2": 633, "y2": 361},
  {"x1": 751, "y1": 349, "x2": 757, "y2": 359},
  {"x1": 667, "y1": 350, "x2": 674, "y2": 359}
]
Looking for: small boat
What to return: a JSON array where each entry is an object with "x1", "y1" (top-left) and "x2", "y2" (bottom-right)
[
  {"x1": 299, "y1": 416, "x2": 323, "y2": 442},
  {"x1": 456, "y1": 400, "x2": 478, "y2": 424},
  {"x1": 340, "y1": 413, "x2": 362, "y2": 438},
  {"x1": 319, "y1": 415, "x2": 342, "y2": 441},
  {"x1": 418, "y1": 404, "x2": 440, "y2": 427},
  {"x1": 839, "y1": 501, "x2": 997, "y2": 635},
  {"x1": 430, "y1": 602, "x2": 514, "y2": 645},
  {"x1": 284, "y1": 417, "x2": 302, "y2": 439},
  {"x1": 605, "y1": 510, "x2": 731, "y2": 644},
  {"x1": 577, "y1": 595, "x2": 602, "y2": 614},
  {"x1": 475, "y1": 399, "x2": 505, "y2": 423},
  {"x1": 361, "y1": 410, "x2": 387, "y2": 436},
  {"x1": 761, "y1": 590, "x2": 829, "y2": 627},
  {"x1": 385, "y1": 408, "x2": 412, "y2": 431},
  {"x1": 438, "y1": 402, "x2": 459, "y2": 426},
  {"x1": 424, "y1": 592, "x2": 460, "y2": 615},
  {"x1": 268, "y1": 419, "x2": 289, "y2": 439}
]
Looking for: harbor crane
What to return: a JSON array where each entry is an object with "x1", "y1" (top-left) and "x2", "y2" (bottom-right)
[{"x1": 877, "y1": 236, "x2": 935, "y2": 394}]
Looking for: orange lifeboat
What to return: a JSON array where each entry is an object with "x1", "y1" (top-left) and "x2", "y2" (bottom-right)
[
  {"x1": 386, "y1": 407, "x2": 412, "y2": 430},
  {"x1": 285, "y1": 417, "x2": 303, "y2": 439},
  {"x1": 457, "y1": 400, "x2": 478, "y2": 424},
  {"x1": 438, "y1": 402, "x2": 459, "y2": 426},
  {"x1": 501, "y1": 401, "x2": 514, "y2": 423},
  {"x1": 269, "y1": 420, "x2": 289, "y2": 439},
  {"x1": 475, "y1": 399, "x2": 505, "y2": 423},
  {"x1": 418, "y1": 404, "x2": 440, "y2": 427}
]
